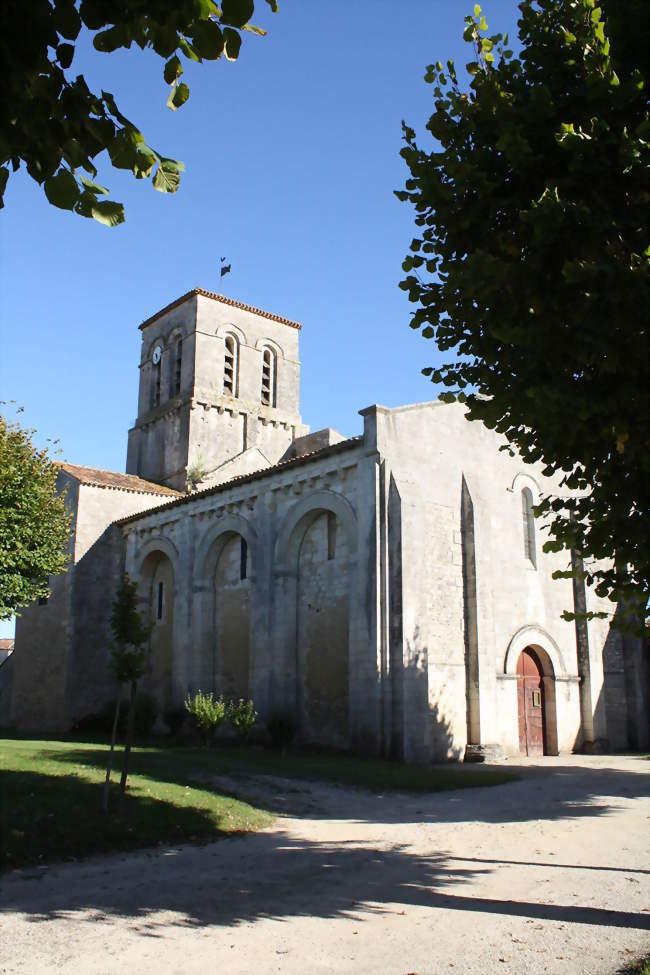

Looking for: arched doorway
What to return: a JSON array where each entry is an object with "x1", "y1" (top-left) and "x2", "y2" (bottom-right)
[{"x1": 517, "y1": 646, "x2": 557, "y2": 756}]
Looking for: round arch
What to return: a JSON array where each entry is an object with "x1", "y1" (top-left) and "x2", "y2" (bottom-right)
[
  {"x1": 141, "y1": 344, "x2": 165, "y2": 373},
  {"x1": 275, "y1": 491, "x2": 358, "y2": 574},
  {"x1": 509, "y1": 472, "x2": 542, "y2": 502},
  {"x1": 195, "y1": 515, "x2": 258, "y2": 582},
  {"x1": 255, "y1": 336, "x2": 285, "y2": 358},
  {"x1": 215, "y1": 323, "x2": 247, "y2": 345},
  {"x1": 134, "y1": 536, "x2": 181, "y2": 579},
  {"x1": 167, "y1": 325, "x2": 185, "y2": 345},
  {"x1": 504, "y1": 625, "x2": 567, "y2": 678}
]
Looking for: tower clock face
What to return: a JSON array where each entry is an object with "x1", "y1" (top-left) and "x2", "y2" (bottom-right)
[{"x1": 152, "y1": 345, "x2": 162, "y2": 365}]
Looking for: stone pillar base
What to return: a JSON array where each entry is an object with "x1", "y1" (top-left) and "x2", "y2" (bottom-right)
[
  {"x1": 580, "y1": 738, "x2": 609, "y2": 755},
  {"x1": 464, "y1": 743, "x2": 505, "y2": 763}
]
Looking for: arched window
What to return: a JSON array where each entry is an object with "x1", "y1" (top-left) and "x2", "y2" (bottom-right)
[
  {"x1": 261, "y1": 347, "x2": 276, "y2": 406},
  {"x1": 522, "y1": 487, "x2": 536, "y2": 567},
  {"x1": 173, "y1": 337, "x2": 182, "y2": 396},
  {"x1": 223, "y1": 335, "x2": 239, "y2": 396}
]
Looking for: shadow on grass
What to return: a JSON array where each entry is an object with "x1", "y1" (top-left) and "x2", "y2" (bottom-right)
[
  {"x1": 40, "y1": 740, "x2": 518, "y2": 795},
  {"x1": 0, "y1": 770, "x2": 266, "y2": 871},
  {"x1": 38, "y1": 744, "x2": 650, "y2": 827}
]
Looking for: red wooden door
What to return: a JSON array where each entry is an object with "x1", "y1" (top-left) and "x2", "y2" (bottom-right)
[{"x1": 516, "y1": 648, "x2": 545, "y2": 756}]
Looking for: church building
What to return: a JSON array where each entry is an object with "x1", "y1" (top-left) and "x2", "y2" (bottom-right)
[{"x1": 2, "y1": 288, "x2": 647, "y2": 760}]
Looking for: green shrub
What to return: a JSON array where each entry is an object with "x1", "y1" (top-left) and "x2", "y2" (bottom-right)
[
  {"x1": 184, "y1": 690, "x2": 227, "y2": 745},
  {"x1": 163, "y1": 706, "x2": 186, "y2": 736},
  {"x1": 229, "y1": 698, "x2": 258, "y2": 740},
  {"x1": 267, "y1": 709, "x2": 298, "y2": 750}
]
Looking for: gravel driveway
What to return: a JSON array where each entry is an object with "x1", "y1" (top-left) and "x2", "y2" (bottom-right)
[{"x1": 1, "y1": 755, "x2": 648, "y2": 975}]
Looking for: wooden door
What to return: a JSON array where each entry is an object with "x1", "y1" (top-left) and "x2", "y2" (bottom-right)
[{"x1": 516, "y1": 648, "x2": 545, "y2": 756}]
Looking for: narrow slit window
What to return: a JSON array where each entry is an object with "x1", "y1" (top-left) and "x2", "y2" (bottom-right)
[
  {"x1": 327, "y1": 512, "x2": 337, "y2": 560},
  {"x1": 223, "y1": 335, "x2": 238, "y2": 396},
  {"x1": 153, "y1": 359, "x2": 162, "y2": 408},
  {"x1": 522, "y1": 487, "x2": 537, "y2": 567},
  {"x1": 240, "y1": 538, "x2": 248, "y2": 580},
  {"x1": 261, "y1": 348, "x2": 276, "y2": 406},
  {"x1": 173, "y1": 338, "x2": 182, "y2": 396},
  {"x1": 157, "y1": 581, "x2": 164, "y2": 620}
]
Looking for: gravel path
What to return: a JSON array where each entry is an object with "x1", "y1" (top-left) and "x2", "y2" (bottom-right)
[{"x1": 1, "y1": 755, "x2": 649, "y2": 975}]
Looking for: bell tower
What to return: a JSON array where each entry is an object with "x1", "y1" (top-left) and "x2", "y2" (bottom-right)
[{"x1": 126, "y1": 288, "x2": 308, "y2": 491}]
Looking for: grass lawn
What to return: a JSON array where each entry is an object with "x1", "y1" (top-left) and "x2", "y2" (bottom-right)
[{"x1": 1, "y1": 736, "x2": 518, "y2": 870}]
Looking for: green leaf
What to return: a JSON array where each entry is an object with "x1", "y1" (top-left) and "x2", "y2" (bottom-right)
[
  {"x1": 223, "y1": 27, "x2": 241, "y2": 61},
  {"x1": 0, "y1": 166, "x2": 9, "y2": 204},
  {"x1": 153, "y1": 164, "x2": 181, "y2": 193},
  {"x1": 87, "y1": 200, "x2": 125, "y2": 227},
  {"x1": 167, "y1": 83, "x2": 190, "y2": 111},
  {"x1": 242, "y1": 22, "x2": 267, "y2": 36},
  {"x1": 192, "y1": 19, "x2": 224, "y2": 60},
  {"x1": 79, "y1": 174, "x2": 109, "y2": 194},
  {"x1": 157, "y1": 157, "x2": 185, "y2": 174},
  {"x1": 164, "y1": 55, "x2": 183, "y2": 84},
  {"x1": 57, "y1": 43, "x2": 74, "y2": 68},
  {"x1": 44, "y1": 169, "x2": 79, "y2": 210},
  {"x1": 223, "y1": 27, "x2": 242, "y2": 60},
  {"x1": 265, "y1": 0, "x2": 279, "y2": 11},
  {"x1": 473, "y1": 3, "x2": 481, "y2": 17},
  {"x1": 93, "y1": 25, "x2": 128, "y2": 53},
  {"x1": 132, "y1": 149, "x2": 157, "y2": 179},
  {"x1": 54, "y1": 0, "x2": 81, "y2": 40},
  {"x1": 178, "y1": 36, "x2": 200, "y2": 62},
  {"x1": 221, "y1": 0, "x2": 255, "y2": 28}
]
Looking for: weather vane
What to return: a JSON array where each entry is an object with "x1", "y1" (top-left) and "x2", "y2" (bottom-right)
[{"x1": 218, "y1": 256, "x2": 231, "y2": 294}]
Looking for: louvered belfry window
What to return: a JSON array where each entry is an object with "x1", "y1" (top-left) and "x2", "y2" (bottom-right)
[
  {"x1": 223, "y1": 335, "x2": 238, "y2": 395},
  {"x1": 173, "y1": 338, "x2": 182, "y2": 396},
  {"x1": 153, "y1": 359, "x2": 162, "y2": 408},
  {"x1": 261, "y1": 348, "x2": 276, "y2": 406}
]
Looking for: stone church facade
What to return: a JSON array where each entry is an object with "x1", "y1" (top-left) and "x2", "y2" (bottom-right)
[{"x1": 2, "y1": 288, "x2": 648, "y2": 760}]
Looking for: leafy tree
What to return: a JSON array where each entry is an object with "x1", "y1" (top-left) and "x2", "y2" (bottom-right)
[
  {"x1": 0, "y1": 0, "x2": 278, "y2": 226},
  {"x1": 0, "y1": 413, "x2": 71, "y2": 620},
  {"x1": 104, "y1": 573, "x2": 152, "y2": 811},
  {"x1": 397, "y1": 0, "x2": 649, "y2": 625}
]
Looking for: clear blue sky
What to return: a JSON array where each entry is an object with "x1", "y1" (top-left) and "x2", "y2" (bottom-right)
[{"x1": 0, "y1": 1, "x2": 521, "y2": 637}]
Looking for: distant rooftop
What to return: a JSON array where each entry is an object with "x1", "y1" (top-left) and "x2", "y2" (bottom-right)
[
  {"x1": 139, "y1": 288, "x2": 303, "y2": 332},
  {"x1": 58, "y1": 463, "x2": 181, "y2": 498}
]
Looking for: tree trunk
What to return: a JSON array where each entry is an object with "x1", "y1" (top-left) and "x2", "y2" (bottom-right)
[
  {"x1": 103, "y1": 696, "x2": 122, "y2": 813},
  {"x1": 119, "y1": 680, "x2": 137, "y2": 797}
]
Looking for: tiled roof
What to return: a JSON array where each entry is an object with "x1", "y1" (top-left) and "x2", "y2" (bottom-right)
[
  {"x1": 117, "y1": 436, "x2": 363, "y2": 526},
  {"x1": 0, "y1": 639, "x2": 14, "y2": 651},
  {"x1": 58, "y1": 464, "x2": 181, "y2": 497},
  {"x1": 139, "y1": 288, "x2": 302, "y2": 331}
]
